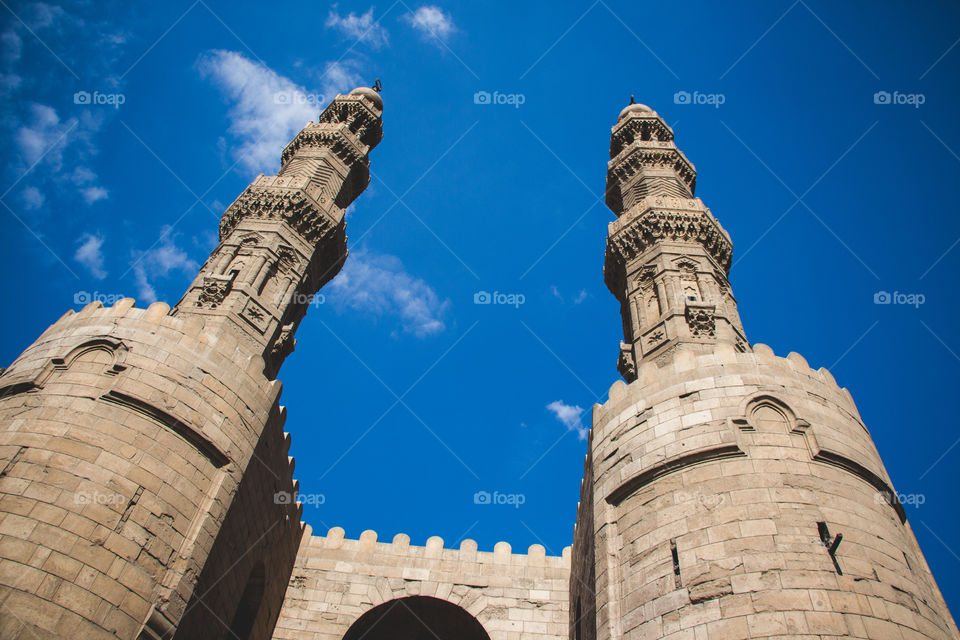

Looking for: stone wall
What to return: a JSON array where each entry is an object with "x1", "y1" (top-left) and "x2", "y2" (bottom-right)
[
  {"x1": 272, "y1": 527, "x2": 571, "y2": 640},
  {"x1": 586, "y1": 341, "x2": 960, "y2": 639},
  {"x1": 0, "y1": 298, "x2": 301, "y2": 639},
  {"x1": 570, "y1": 446, "x2": 596, "y2": 640}
]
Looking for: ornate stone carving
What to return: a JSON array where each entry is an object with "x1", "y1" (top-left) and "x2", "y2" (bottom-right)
[
  {"x1": 241, "y1": 299, "x2": 271, "y2": 333},
  {"x1": 610, "y1": 118, "x2": 674, "y2": 157},
  {"x1": 685, "y1": 303, "x2": 716, "y2": 338},
  {"x1": 606, "y1": 208, "x2": 733, "y2": 272},
  {"x1": 607, "y1": 148, "x2": 696, "y2": 197},
  {"x1": 219, "y1": 185, "x2": 335, "y2": 243},
  {"x1": 197, "y1": 276, "x2": 231, "y2": 308},
  {"x1": 617, "y1": 342, "x2": 637, "y2": 382},
  {"x1": 270, "y1": 323, "x2": 297, "y2": 363},
  {"x1": 636, "y1": 264, "x2": 657, "y2": 286},
  {"x1": 276, "y1": 246, "x2": 300, "y2": 272}
]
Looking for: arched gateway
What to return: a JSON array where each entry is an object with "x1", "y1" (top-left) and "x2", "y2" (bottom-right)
[{"x1": 342, "y1": 596, "x2": 491, "y2": 640}]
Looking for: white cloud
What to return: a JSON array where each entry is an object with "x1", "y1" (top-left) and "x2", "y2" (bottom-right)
[
  {"x1": 198, "y1": 50, "x2": 364, "y2": 174},
  {"x1": 546, "y1": 400, "x2": 587, "y2": 440},
  {"x1": 75, "y1": 233, "x2": 107, "y2": 279},
  {"x1": 15, "y1": 103, "x2": 70, "y2": 170},
  {"x1": 131, "y1": 227, "x2": 200, "y2": 304},
  {"x1": 21, "y1": 186, "x2": 43, "y2": 210},
  {"x1": 12, "y1": 104, "x2": 108, "y2": 204},
  {"x1": 403, "y1": 5, "x2": 456, "y2": 41},
  {"x1": 326, "y1": 6, "x2": 389, "y2": 48},
  {"x1": 81, "y1": 185, "x2": 108, "y2": 204},
  {"x1": 328, "y1": 250, "x2": 450, "y2": 337},
  {"x1": 550, "y1": 286, "x2": 589, "y2": 304}
]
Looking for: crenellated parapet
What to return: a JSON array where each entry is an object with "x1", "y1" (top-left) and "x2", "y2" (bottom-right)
[{"x1": 272, "y1": 527, "x2": 570, "y2": 640}]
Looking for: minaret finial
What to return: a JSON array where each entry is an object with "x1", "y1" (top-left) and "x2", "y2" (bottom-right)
[
  {"x1": 373, "y1": 78, "x2": 382, "y2": 93},
  {"x1": 629, "y1": 94, "x2": 635, "y2": 104}
]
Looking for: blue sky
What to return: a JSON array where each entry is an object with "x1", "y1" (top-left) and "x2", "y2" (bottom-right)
[{"x1": 2, "y1": 0, "x2": 960, "y2": 613}]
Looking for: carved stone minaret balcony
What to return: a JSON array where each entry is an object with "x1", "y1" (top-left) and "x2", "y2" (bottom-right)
[
  {"x1": 603, "y1": 102, "x2": 747, "y2": 381},
  {"x1": 174, "y1": 87, "x2": 384, "y2": 378}
]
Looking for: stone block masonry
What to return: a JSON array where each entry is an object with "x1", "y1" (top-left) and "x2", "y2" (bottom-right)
[{"x1": 271, "y1": 527, "x2": 570, "y2": 640}]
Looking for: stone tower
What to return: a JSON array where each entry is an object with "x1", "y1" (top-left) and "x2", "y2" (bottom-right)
[
  {"x1": 568, "y1": 102, "x2": 959, "y2": 639},
  {"x1": 0, "y1": 87, "x2": 383, "y2": 639}
]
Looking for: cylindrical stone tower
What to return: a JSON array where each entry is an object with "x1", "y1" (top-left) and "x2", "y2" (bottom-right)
[
  {"x1": 0, "y1": 87, "x2": 383, "y2": 639},
  {"x1": 569, "y1": 101, "x2": 959, "y2": 639}
]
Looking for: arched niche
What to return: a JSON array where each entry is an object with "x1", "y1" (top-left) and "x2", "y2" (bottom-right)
[{"x1": 342, "y1": 596, "x2": 492, "y2": 640}]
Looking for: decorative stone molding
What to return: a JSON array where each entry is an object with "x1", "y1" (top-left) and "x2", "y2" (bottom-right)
[
  {"x1": 197, "y1": 275, "x2": 232, "y2": 308},
  {"x1": 280, "y1": 126, "x2": 367, "y2": 168},
  {"x1": 685, "y1": 302, "x2": 716, "y2": 337},
  {"x1": 617, "y1": 342, "x2": 637, "y2": 382},
  {"x1": 219, "y1": 184, "x2": 336, "y2": 243},
  {"x1": 607, "y1": 147, "x2": 696, "y2": 199},
  {"x1": 610, "y1": 117, "x2": 674, "y2": 157},
  {"x1": 606, "y1": 207, "x2": 733, "y2": 272}
]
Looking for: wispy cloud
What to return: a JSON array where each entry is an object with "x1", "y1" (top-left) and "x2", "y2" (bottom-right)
[
  {"x1": 198, "y1": 50, "x2": 363, "y2": 174},
  {"x1": 328, "y1": 250, "x2": 450, "y2": 337},
  {"x1": 325, "y1": 6, "x2": 389, "y2": 48},
  {"x1": 131, "y1": 227, "x2": 199, "y2": 303},
  {"x1": 403, "y1": 5, "x2": 456, "y2": 42},
  {"x1": 546, "y1": 400, "x2": 587, "y2": 440},
  {"x1": 12, "y1": 103, "x2": 108, "y2": 205},
  {"x1": 20, "y1": 186, "x2": 44, "y2": 210},
  {"x1": 75, "y1": 233, "x2": 106, "y2": 279},
  {"x1": 550, "y1": 285, "x2": 588, "y2": 304}
]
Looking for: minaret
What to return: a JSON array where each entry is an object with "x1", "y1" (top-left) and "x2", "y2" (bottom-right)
[
  {"x1": 569, "y1": 101, "x2": 958, "y2": 640},
  {"x1": 174, "y1": 86, "x2": 384, "y2": 379},
  {"x1": 603, "y1": 102, "x2": 746, "y2": 382},
  {"x1": 0, "y1": 87, "x2": 382, "y2": 639}
]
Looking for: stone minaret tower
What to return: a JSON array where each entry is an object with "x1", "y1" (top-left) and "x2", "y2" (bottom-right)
[
  {"x1": 569, "y1": 102, "x2": 959, "y2": 639},
  {"x1": 0, "y1": 87, "x2": 383, "y2": 639}
]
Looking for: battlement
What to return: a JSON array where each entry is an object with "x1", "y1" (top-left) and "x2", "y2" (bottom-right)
[
  {"x1": 274, "y1": 526, "x2": 571, "y2": 640},
  {"x1": 599, "y1": 341, "x2": 863, "y2": 430},
  {"x1": 300, "y1": 525, "x2": 571, "y2": 569}
]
